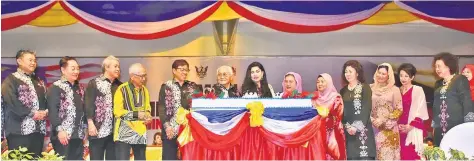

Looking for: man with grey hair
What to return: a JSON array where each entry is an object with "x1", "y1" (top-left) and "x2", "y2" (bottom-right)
[
  {"x1": 212, "y1": 65, "x2": 240, "y2": 98},
  {"x1": 113, "y1": 63, "x2": 151, "y2": 160},
  {"x1": 84, "y1": 55, "x2": 122, "y2": 160}
]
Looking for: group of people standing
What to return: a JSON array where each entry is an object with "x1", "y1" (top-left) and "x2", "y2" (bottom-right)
[
  {"x1": 282, "y1": 53, "x2": 473, "y2": 160},
  {"x1": 1, "y1": 50, "x2": 473, "y2": 160},
  {"x1": 1, "y1": 50, "x2": 153, "y2": 160}
]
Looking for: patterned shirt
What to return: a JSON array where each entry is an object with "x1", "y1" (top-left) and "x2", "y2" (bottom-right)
[
  {"x1": 1, "y1": 69, "x2": 47, "y2": 137},
  {"x1": 212, "y1": 84, "x2": 241, "y2": 98},
  {"x1": 47, "y1": 78, "x2": 87, "y2": 140},
  {"x1": 113, "y1": 81, "x2": 151, "y2": 144},
  {"x1": 85, "y1": 75, "x2": 122, "y2": 139},
  {"x1": 158, "y1": 80, "x2": 200, "y2": 138}
]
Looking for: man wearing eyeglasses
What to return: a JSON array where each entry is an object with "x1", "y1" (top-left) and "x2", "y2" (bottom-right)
[
  {"x1": 113, "y1": 63, "x2": 152, "y2": 160},
  {"x1": 213, "y1": 65, "x2": 240, "y2": 98},
  {"x1": 1, "y1": 50, "x2": 47, "y2": 158},
  {"x1": 158, "y1": 59, "x2": 200, "y2": 160}
]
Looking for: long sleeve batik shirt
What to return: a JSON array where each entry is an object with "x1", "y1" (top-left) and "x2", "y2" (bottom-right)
[
  {"x1": 85, "y1": 75, "x2": 122, "y2": 139},
  {"x1": 158, "y1": 80, "x2": 200, "y2": 139},
  {"x1": 1, "y1": 69, "x2": 47, "y2": 137},
  {"x1": 47, "y1": 79, "x2": 87, "y2": 140}
]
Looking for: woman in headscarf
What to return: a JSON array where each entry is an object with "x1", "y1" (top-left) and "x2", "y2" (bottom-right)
[
  {"x1": 461, "y1": 64, "x2": 474, "y2": 104},
  {"x1": 370, "y1": 63, "x2": 403, "y2": 160},
  {"x1": 397, "y1": 63, "x2": 429, "y2": 160},
  {"x1": 281, "y1": 72, "x2": 303, "y2": 98},
  {"x1": 313, "y1": 73, "x2": 346, "y2": 160}
]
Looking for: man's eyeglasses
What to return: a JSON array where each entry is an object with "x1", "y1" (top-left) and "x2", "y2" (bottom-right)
[
  {"x1": 176, "y1": 68, "x2": 190, "y2": 72},
  {"x1": 133, "y1": 73, "x2": 147, "y2": 79},
  {"x1": 218, "y1": 73, "x2": 231, "y2": 78}
]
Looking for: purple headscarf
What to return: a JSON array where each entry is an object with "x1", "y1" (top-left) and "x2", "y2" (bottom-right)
[{"x1": 282, "y1": 72, "x2": 303, "y2": 93}]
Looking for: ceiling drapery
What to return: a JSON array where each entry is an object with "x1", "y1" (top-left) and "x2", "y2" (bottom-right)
[{"x1": 2, "y1": 1, "x2": 473, "y2": 40}]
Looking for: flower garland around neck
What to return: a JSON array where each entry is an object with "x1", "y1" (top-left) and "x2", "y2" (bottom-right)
[{"x1": 348, "y1": 82, "x2": 363, "y2": 115}]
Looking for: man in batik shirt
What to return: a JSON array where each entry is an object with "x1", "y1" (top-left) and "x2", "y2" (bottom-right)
[
  {"x1": 213, "y1": 65, "x2": 240, "y2": 98},
  {"x1": 158, "y1": 59, "x2": 200, "y2": 160},
  {"x1": 1, "y1": 50, "x2": 47, "y2": 157},
  {"x1": 47, "y1": 56, "x2": 87, "y2": 160},
  {"x1": 85, "y1": 56, "x2": 122, "y2": 160},
  {"x1": 113, "y1": 63, "x2": 152, "y2": 160}
]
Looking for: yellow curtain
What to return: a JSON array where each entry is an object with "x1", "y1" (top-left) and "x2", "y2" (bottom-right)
[
  {"x1": 205, "y1": 2, "x2": 242, "y2": 21},
  {"x1": 360, "y1": 2, "x2": 419, "y2": 25},
  {"x1": 28, "y1": 3, "x2": 78, "y2": 27}
]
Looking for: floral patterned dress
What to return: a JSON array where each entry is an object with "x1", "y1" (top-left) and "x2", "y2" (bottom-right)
[{"x1": 370, "y1": 85, "x2": 403, "y2": 160}]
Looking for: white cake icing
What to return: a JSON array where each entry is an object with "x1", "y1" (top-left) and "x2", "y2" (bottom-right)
[{"x1": 192, "y1": 98, "x2": 313, "y2": 111}]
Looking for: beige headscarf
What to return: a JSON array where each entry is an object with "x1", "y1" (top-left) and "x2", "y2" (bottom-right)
[{"x1": 372, "y1": 63, "x2": 395, "y2": 90}]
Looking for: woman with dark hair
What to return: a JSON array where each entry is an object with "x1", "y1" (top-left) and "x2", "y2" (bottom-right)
[
  {"x1": 397, "y1": 63, "x2": 429, "y2": 160},
  {"x1": 370, "y1": 63, "x2": 403, "y2": 160},
  {"x1": 339, "y1": 60, "x2": 376, "y2": 160},
  {"x1": 241, "y1": 62, "x2": 275, "y2": 98},
  {"x1": 47, "y1": 56, "x2": 86, "y2": 160},
  {"x1": 432, "y1": 52, "x2": 473, "y2": 146},
  {"x1": 152, "y1": 131, "x2": 162, "y2": 147}
]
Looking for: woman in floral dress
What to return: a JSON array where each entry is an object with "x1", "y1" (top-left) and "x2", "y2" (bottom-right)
[
  {"x1": 370, "y1": 63, "x2": 403, "y2": 160},
  {"x1": 313, "y1": 73, "x2": 346, "y2": 160}
]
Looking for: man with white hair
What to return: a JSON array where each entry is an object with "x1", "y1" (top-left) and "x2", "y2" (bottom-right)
[
  {"x1": 113, "y1": 63, "x2": 151, "y2": 160},
  {"x1": 212, "y1": 65, "x2": 240, "y2": 98},
  {"x1": 84, "y1": 55, "x2": 122, "y2": 160}
]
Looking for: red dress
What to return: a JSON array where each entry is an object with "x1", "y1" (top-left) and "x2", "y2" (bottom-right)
[{"x1": 398, "y1": 87, "x2": 425, "y2": 160}]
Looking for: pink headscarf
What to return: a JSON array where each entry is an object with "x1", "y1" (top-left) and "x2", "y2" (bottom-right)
[
  {"x1": 282, "y1": 72, "x2": 303, "y2": 93},
  {"x1": 314, "y1": 73, "x2": 340, "y2": 108}
]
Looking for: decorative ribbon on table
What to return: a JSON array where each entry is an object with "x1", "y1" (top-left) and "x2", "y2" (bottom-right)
[
  {"x1": 245, "y1": 101, "x2": 265, "y2": 127},
  {"x1": 177, "y1": 107, "x2": 193, "y2": 147}
]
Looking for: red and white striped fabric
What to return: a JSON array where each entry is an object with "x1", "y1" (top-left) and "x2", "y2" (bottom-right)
[
  {"x1": 1, "y1": 0, "x2": 57, "y2": 31},
  {"x1": 395, "y1": 1, "x2": 474, "y2": 34},
  {"x1": 59, "y1": 1, "x2": 223, "y2": 40},
  {"x1": 227, "y1": 1, "x2": 385, "y2": 33}
]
